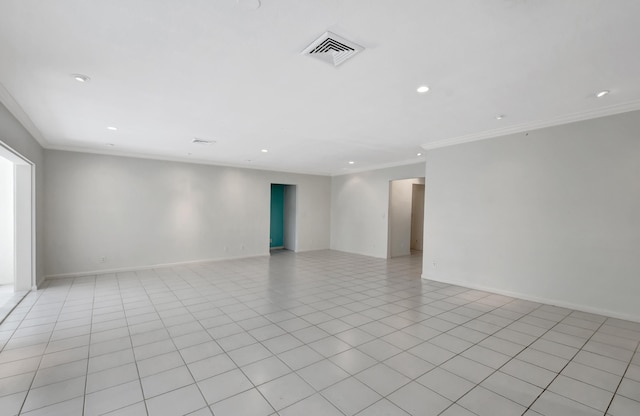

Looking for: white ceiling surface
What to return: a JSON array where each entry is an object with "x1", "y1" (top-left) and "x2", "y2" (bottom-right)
[{"x1": 1, "y1": 1, "x2": 640, "y2": 175}]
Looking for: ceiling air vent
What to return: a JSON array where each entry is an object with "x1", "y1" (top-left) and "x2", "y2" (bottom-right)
[
  {"x1": 192, "y1": 138, "x2": 215, "y2": 145},
  {"x1": 302, "y1": 31, "x2": 364, "y2": 67}
]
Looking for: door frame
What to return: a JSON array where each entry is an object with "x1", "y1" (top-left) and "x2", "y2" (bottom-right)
[
  {"x1": 410, "y1": 183, "x2": 425, "y2": 251},
  {"x1": 387, "y1": 177, "x2": 425, "y2": 258},
  {"x1": 0, "y1": 141, "x2": 36, "y2": 291},
  {"x1": 269, "y1": 183, "x2": 297, "y2": 252}
]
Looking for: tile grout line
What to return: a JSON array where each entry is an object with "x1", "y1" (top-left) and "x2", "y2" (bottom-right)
[
  {"x1": 436, "y1": 305, "x2": 610, "y2": 414},
  {"x1": 0, "y1": 291, "x2": 31, "y2": 327},
  {"x1": 80, "y1": 276, "x2": 97, "y2": 416},
  {"x1": 445, "y1": 308, "x2": 640, "y2": 414},
  {"x1": 354, "y1": 291, "x2": 524, "y2": 416},
  {"x1": 0, "y1": 284, "x2": 48, "y2": 354},
  {"x1": 187, "y1": 263, "x2": 347, "y2": 415},
  {"x1": 603, "y1": 339, "x2": 640, "y2": 415},
  {"x1": 15, "y1": 281, "x2": 73, "y2": 415},
  {"x1": 180, "y1": 264, "x2": 289, "y2": 415},
  {"x1": 520, "y1": 318, "x2": 609, "y2": 416},
  {"x1": 433, "y1": 300, "x2": 556, "y2": 415},
  {"x1": 140, "y1": 266, "x2": 280, "y2": 415},
  {"x1": 143, "y1": 269, "x2": 216, "y2": 414},
  {"x1": 293, "y1": 284, "x2": 548, "y2": 415},
  {"x1": 113, "y1": 270, "x2": 150, "y2": 416}
]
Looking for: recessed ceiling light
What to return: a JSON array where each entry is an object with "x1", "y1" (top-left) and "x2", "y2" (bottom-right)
[
  {"x1": 417, "y1": 152, "x2": 423, "y2": 156},
  {"x1": 72, "y1": 74, "x2": 90, "y2": 83},
  {"x1": 348, "y1": 161, "x2": 355, "y2": 165},
  {"x1": 496, "y1": 115, "x2": 505, "y2": 120},
  {"x1": 416, "y1": 85, "x2": 430, "y2": 93},
  {"x1": 261, "y1": 149, "x2": 268, "y2": 153},
  {"x1": 596, "y1": 90, "x2": 610, "y2": 98},
  {"x1": 107, "y1": 126, "x2": 117, "y2": 131}
]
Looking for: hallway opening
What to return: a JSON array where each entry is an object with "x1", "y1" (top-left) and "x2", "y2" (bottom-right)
[
  {"x1": 270, "y1": 184, "x2": 297, "y2": 253},
  {"x1": 388, "y1": 177, "x2": 425, "y2": 258},
  {"x1": 0, "y1": 143, "x2": 35, "y2": 322}
]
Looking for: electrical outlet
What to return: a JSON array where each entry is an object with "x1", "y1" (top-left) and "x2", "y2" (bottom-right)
[{"x1": 100, "y1": 256, "x2": 107, "y2": 263}]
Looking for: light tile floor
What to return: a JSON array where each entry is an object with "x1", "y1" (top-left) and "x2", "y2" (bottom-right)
[
  {"x1": 0, "y1": 250, "x2": 639, "y2": 416},
  {"x1": 0, "y1": 285, "x2": 29, "y2": 325}
]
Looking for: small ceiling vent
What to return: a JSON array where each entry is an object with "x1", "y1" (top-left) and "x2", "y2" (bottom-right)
[
  {"x1": 302, "y1": 31, "x2": 364, "y2": 67},
  {"x1": 192, "y1": 138, "x2": 215, "y2": 145}
]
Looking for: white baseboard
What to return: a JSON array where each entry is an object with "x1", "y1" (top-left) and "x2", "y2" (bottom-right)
[
  {"x1": 44, "y1": 254, "x2": 270, "y2": 280},
  {"x1": 292, "y1": 248, "x2": 331, "y2": 253},
  {"x1": 42, "y1": 250, "x2": 335, "y2": 281},
  {"x1": 422, "y1": 274, "x2": 640, "y2": 324}
]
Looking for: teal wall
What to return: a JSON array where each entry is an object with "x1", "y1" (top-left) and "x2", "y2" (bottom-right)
[{"x1": 270, "y1": 184, "x2": 285, "y2": 248}]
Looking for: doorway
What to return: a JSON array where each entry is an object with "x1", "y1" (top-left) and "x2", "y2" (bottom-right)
[
  {"x1": 411, "y1": 183, "x2": 425, "y2": 251},
  {"x1": 270, "y1": 184, "x2": 297, "y2": 252},
  {"x1": 388, "y1": 177, "x2": 425, "y2": 258},
  {"x1": 0, "y1": 155, "x2": 14, "y2": 299},
  {"x1": 0, "y1": 143, "x2": 34, "y2": 322}
]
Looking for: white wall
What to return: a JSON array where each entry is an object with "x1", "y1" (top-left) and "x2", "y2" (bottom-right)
[
  {"x1": 423, "y1": 110, "x2": 640, "y2": 321},
  {"x1": 0, "y1": 156, "x2": 13, "y2": 285},
  {"x1": 0, "y1": 102, "x2": 43, "y2": 287},
  {"x1": 389, "y1": 178, "x2": 423, "y2": 258},
  {"x1": 284, "y1": 185, "x2": 297, "y2": 251},
  {"x1": 330, "y1": 163, "x2": 425, "y2": 258},
  {"x1": 44, "y1": 150, "x2": 331, "y2": 277}
]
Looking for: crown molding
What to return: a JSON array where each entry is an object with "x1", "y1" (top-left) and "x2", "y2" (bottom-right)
[
  {"x1": 46, "y1": 144, "x2": 334, "y2": 177},
  {"x1": 330, "y1": 157, "x2": 425, "y2": 177},
  {"x1": 422, "y1": 100, "x2": 640, "y2": 151},
  {"x1": 48, "y1": 144, "x2": 427, "y2": 177},
  {"x1": 0, "y1": 82, "x2": 48, "y2": 147}
]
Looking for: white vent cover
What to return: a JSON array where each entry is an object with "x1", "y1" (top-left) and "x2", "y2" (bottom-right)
[
  {"x1": 302, "y1": 31, "x2": 364, "y2": 67},
  {"x1": 192, "y1": 138, "x2": 215, "y2": 145}
]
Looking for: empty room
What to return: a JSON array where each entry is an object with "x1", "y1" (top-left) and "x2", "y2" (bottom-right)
[{"x1": 0, "y1": 1, "x2": 639, "y2": 415}]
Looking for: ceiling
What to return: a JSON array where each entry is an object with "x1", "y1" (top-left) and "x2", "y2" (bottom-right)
[{"x1": 1, "y1": 0, "x2": 639, "y2": 175}]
